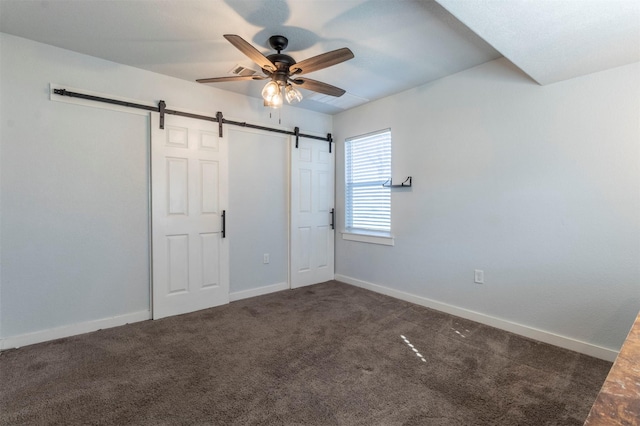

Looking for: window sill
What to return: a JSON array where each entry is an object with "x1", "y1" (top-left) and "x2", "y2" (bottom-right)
[{"x1": 341, "y1": 230, "x2": 394, "y2": 246}]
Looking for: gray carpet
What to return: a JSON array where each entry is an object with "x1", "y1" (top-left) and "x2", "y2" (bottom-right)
[{"x1": 0, "y1": 281, "x2": 611, "y2": 425}]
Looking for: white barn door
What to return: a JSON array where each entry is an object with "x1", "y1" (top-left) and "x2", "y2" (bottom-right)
[
  {"x1": 290, "y1": 138, "x2": 335, "y2": 288},
  {"x1": 151, "y1": 113, "x2": 229, "y2": 319}
]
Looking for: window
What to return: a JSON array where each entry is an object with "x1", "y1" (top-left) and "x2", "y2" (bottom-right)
[{"x1": 345, "y1": 129, "x2": 391, "y2": 239}]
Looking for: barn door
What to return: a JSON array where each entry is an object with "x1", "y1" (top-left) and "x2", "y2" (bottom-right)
[
  {"x1": 290, "y1": 138, "x2": 335, "y2": 288},
  {"x1": 151, "y1": 113, "x2": 229, "y2": 319}
]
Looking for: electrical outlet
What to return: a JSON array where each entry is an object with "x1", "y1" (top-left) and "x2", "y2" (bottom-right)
[
  {"x1": 263, "y1": 254, "x2": 270, "y2": 264},
  {"x1": 474, "y1": 269, "x2": 484, "y2": 284}
]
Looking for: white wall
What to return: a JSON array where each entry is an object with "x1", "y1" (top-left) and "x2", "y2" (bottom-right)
[
  {"x1": 0, "y1": 33, "x2": 331, "y2": 345},
  {"x1": 228, "y1": 127, "x2": 289, "y2": 295},
  {"x1": 333, "y1": 58, "x2": 640, "y2": 358}
]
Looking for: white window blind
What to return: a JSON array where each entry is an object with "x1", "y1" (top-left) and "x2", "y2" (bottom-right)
[{"x1": 345, "y1": 129, "x2": 391, "y2": 232}]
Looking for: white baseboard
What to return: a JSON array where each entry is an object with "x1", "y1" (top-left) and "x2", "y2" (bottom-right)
[
  {"x1": 229, "y1": 281, "x2": 289, "y2": 302},
  {"x1": 0, "y1": 310, "x2": 151, "y2": 351},
  {"x1": 335, "y1": 274, "x2": 618, "y2": 362},
  {"x1": 1, "y1": 282, "x2": 290, "y2": 350}
]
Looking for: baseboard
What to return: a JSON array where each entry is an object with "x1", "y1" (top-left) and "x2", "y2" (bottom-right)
[
  {"x1": 0, "y1": 310, "x2": 151, "y2": 351},
  {"x1": 1, "y1": 282, "x2": 291, "y2": 349},
  {"x1": 229, "y1": 281, "x2": 289, "y2": 302},
  {"x1": 335, "y1": 274, "x2": 618, "y2": 362}
]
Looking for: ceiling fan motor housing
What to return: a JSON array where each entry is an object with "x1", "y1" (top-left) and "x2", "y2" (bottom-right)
[
  {"x1": 265, "y1": 53, "x2": 296, "y2": 84},
  {"x1": 263, "y1": 36, "x2": 295, "y2": 84}
]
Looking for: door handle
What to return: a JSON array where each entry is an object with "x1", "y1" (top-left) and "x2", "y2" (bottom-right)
[
  {"x1": 330, "y1": 208, "x2": 335, "y2": 230},
  {"x1": 222, "y1": 210, "x2": 226, "y2": 238}
]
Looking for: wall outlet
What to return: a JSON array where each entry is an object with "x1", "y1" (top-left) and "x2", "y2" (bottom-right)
[
  {"x1": 474, "y1": 269, "x2": 484, "y2": 284},
  {"x1": 263, "y1": 253, "x2": 270, "y2": 264}
]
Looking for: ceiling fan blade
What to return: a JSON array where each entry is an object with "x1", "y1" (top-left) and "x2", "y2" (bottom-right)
[
  {"x1": 224, "y1": 34, "x2": 276, "y2": 72},
  {"x1": 289, "y1": 48, "x2": 354, "y2": 75},
  {"x1": 196, "y1": 75, "x2": 267, "y2": 84},
  {"x1": 291, "y1": 77, "x2": 346, "y2": 97}
]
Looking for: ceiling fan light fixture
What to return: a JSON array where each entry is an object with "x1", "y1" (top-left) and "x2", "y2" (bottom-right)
[
  {"x1": 285, "y1": 84, "x2": 303, "y2": 104},
  {"x1": 261, "y1": 81, "x2": 280, "y2": 102},
  {"x1": 267, "y1": 90, "x2": 283, "y2": 108}
]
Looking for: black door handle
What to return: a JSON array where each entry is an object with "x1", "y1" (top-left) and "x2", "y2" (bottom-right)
[
  {"x1": 222, "y1": 210, "x2": 226, "y2": 238},
  {"x1": 330, "y1": 208, "x2": 335, "y2": 230}
]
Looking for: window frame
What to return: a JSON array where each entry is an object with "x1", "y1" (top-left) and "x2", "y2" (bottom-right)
[{"x1": 342, "y1": 128, "x2": 394, "y2": 246}]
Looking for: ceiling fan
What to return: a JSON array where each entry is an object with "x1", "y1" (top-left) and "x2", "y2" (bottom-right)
[{"x1": 197, "y1": 34, "x2": 354, "y2": 107}]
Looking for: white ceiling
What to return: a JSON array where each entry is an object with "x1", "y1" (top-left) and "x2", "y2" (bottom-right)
[
  {"x1": 438, "y1": 0, "x2": 640, "y2": 86},
  {"x1": 1, "y1": 0, "x2": 638, "y2": 115}
]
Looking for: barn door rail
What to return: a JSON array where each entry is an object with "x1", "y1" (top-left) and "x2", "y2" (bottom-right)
[{"x1": 53, "y1": 88, "x2": 333, "y2": 151}]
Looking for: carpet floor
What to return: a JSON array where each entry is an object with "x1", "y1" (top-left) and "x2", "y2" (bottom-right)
[{"x1": 0, "y1": 280, "x2": 611, "y2": 425}]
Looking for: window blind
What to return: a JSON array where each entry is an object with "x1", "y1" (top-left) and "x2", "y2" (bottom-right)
[{"x1": 345, "y1": 129, "x2": 391, "y2": 232}]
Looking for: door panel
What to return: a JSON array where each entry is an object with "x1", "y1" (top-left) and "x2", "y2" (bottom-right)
[
  {"x1": 151, "y1": 113, "x2": 229, "y2": 319},
  {"x1": 167, "y1": 158, "x2": 188, "y2": 214},
  {"x1": 167, "y1": 234, "x2": 189, "y2": 293},
  {"x1": 291, "y1": 138, "x2": 335, "y2": 288}
]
